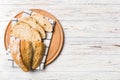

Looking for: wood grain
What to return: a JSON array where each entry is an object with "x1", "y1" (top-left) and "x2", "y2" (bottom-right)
[{"x1": 0, "y1": 0, "x2": 120, "y2": 80}]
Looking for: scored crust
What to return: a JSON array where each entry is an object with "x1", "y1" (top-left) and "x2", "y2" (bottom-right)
[
  {"x1": 32, "y1": 41, "x2": 46, "y2": 70},
  {"x1": 20, "y1": 17, "x2": 46, "y2": 39},
  {"x1": 32, "y1": 14, "x2": 53, "y2": 32},
  {"x1": 10, "y1": 21, "x2": 42, "y2": 42}
]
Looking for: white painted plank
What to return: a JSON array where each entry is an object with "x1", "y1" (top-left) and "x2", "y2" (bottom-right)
[
  {"x1": 1, "y1": 71, "x2": 120, "y2": 80},
  {"x1": 1, "y1": 5, "x2": 120, "y2": 21},
  {"x1": 2, "y1": 21, "x2": 120, "y2": 38},
  {"x1": 1, "y1": 54, "x2": 120, "y2": 72},
  {"x1": 0, "y1": 0, "x2": 120, "y2": 80},
  {"x1": 1, "y1": 0, "x2": 120, "y2": 5}
]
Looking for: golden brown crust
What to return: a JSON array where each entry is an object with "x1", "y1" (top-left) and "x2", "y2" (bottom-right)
[
  {"x1": 11, "y1": 53, "x2": 29, "y2": 72},
  {"x1": 32, "y1": 42, "x2": 46, "y2": 69},
  {"x1": 10, "y1": 39, "x2": 29, "y2": 72},
  {"x1": 20, "y1": 40, "x2": 33, "y2": 70}
]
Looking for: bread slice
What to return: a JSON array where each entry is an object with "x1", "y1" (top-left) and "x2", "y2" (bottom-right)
[
  {"x1": 32, "y1": 14, "x2": 53, "y2": 32},
  {"x1": 20, "y1": 40, "x2": 33, "y2": 70},
  {"x1": 11, "y1": 21, "x2": 41, "y2": 42},
  {"x1": 32, "y1": 41, "x2": 46, "y2": 70},
  {"x1": 10, "y1": 39, "x2": 29, "y2": 72},
  {"x1": 20, "y1": 17, "x2": 46, "y2": 39}
]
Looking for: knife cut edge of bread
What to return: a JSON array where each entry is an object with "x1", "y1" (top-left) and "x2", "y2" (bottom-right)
[
  {"x1": 20, "y1": 17, "x2": 46, "y2": 39},
  {"x1": 32, "y1": 14, "x2": 53, "y2": 32},
  {"x1": 10, "y1": 21, "x2": 42, "y2": 42}
]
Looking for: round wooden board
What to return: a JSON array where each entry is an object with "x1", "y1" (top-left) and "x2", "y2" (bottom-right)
[{"x1": 4, "y1": 9, "x2": 64, "y2": 65}]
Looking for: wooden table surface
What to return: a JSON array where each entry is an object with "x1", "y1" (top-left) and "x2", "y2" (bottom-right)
[{"x1": 0, "y1": 0, "x2": 120, "y2": 80}]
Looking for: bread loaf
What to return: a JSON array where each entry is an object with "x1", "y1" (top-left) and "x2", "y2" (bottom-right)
[
  {"x1": 9, "y1": 13, "x2": 49, "y2": 72},
  {"x1": 11, "y1": 21, "x2": 41, "y2": 42},
  {"x1": 32, "y1": 14, "x2": 53, "y2": 32},
  {"x1": 20, "y1": 17, "x2": 46, "y2": 39},
  {"x1": 10, "y1": 39, "x2": 29, "y2": 72},
  {"x1": 20, "y1": 40, "x2": 33, "y2": 70},
  {"x1": 32, "y1": 41, "x2": 46, "y2": 69}
]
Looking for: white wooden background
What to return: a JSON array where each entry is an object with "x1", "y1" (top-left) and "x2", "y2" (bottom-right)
[{"x1": 1, "y1": 0, "x2": 120, "y2": 80}]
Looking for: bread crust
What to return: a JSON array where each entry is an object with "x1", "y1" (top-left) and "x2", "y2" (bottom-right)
[
  {"x1": 32, "y1": 41, "x2": 46, "y2": 70},
  {"x1": 10, "y1": 39, "x2": 29, "y2": 72},
  {"x1": 20, "y1": 40, "x2": 33, "y2": 70},
  {"x1": 9, "y1": 14, "x2": 49, "y2": 72}
]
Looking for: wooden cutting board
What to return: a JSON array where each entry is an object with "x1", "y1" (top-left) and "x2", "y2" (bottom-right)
[{"x1": 4, "y1": 9, "x2": 64, "y2": 65}]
